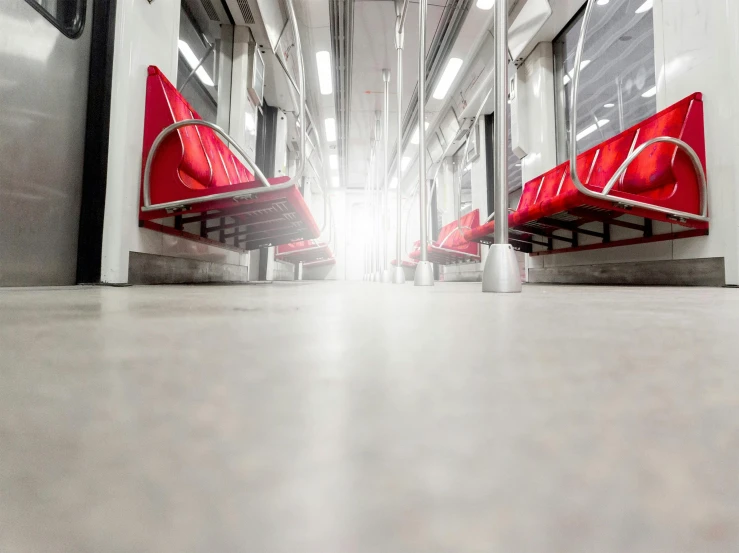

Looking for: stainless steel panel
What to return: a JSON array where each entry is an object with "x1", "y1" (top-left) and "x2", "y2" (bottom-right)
[{"x1": 0, "y1": 0, "x2": 92, "y2": 286}]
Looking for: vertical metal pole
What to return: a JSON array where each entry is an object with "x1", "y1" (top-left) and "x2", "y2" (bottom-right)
[
  {"x1": 393, "y1": 20, "x2": 406, "y2": 284},
  {"x1": 481, "y1": 0, "x2": 522, "y2": 293},
  {"x1": 374, "y1": 114, "x2": 382, "y2": 281},
  {"x1": 369, "y1": 148, "x2": 377, "y2": 280},
  {"x1": 381, "y1": 69, "x2": 392, "y2": 283},
  {"x1": 364, "y1": 168, "x2": 370, "y2": 279},
  {"x1": 616, "y1": 77, "x2": 625, "y2": 133},
  {"x1": 414, "y1": 0, "x2": 434, "y2": 286}
]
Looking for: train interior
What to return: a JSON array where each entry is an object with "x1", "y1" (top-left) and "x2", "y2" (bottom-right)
[{"x1": 2, "y1": 0, "x2": 739, "y2": 550}]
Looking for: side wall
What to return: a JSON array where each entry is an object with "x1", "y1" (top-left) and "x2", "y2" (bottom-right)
[{"x1": 522, "y1": 0, "x2": 739, "y2": 285}]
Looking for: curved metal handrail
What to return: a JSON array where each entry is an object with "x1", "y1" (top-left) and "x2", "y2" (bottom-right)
[
  {"x1": 570, "y1": 0, "x2": 708, "y2": 223},
  {"x1": 142, "y1": 119, "x2": 276, "y2": 212}
]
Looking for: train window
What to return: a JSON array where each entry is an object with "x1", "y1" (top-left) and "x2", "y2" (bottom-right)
[
  {"x1": 24, "y1": 0, "x2": 86, "y2": 39},
  {"x1": 553, "y1": 0, "x2": 657, "y2": 162},
  {"x1": 177, "y1": 6, "x2": 226, "y2": 124}
]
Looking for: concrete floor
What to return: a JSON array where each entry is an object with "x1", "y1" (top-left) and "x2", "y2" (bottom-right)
[{"x1": 1, "y1": 282, "x2": 738, "y2": 552}]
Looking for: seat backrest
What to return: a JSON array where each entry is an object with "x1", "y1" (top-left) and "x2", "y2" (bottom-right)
[
  {"x1": 536, "y1": 166, "x2": 566, "y2": 204},
  {"x1": 436, "y1": 219, "x2": 458, "y2": 247},
  {"x1": 558, "y1": 148, "x2": 600, "y2": 196},
  {"x1": 451, "y1": 209, "x2": 480, "y2": 250},
  {"x1": 620, "y1": 95, "x2": 695, "y2": 194},
  {"x1": 517, "y1": 176, "x2": 543, "y2": 212},
  {"x1": 147, "y1": 67, "x2": 212, "y2": 189},
  {"x1": 587, "y1": 130, "x2": 636, "y2": 191}
]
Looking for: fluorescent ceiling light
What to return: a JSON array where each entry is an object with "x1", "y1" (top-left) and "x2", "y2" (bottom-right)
[
  {"x1": 563, "y1": 59, "x2": 590, "y2": 85},
  {"x1": 330, "y1": 154, "x2": 338, "y2": 169},
  {"x1": 476, "y1": 0, "x2": 494, "y2": 9},
  {"x1": 411, "y1": 122, "x2": 430, "y2": 144},
  {"x1": 433, "y1": 58, "x2": 463, "y2": 100},
  {"x1": 325, "y1": 118, "x2": 337, "y2": 142},
  {"x1": 316, "y1": 51, "x2": 333, "y2": 95},
  {"x1": 604, "y1": 103, "x2": 615, "y2": 108},
  {"x1": 642, "y1": 86, "x2": 657, "y2": 98},
  {"x1": 635, "y1": 0, "x2": 653, "y2": 14},
  {"x1": 331, "y1": 175, "x2": 340, "y2": 188},
  {"x1": 597, "y1": 0, "x2": 609, "y2": 5},
  {"x1": 577, "y1": 119, "x2": 610, "y2": 142},
  {"x1": 401, "y1": 156, "x2": 411, "y2": 171},
  {"x1": 178, "y1": 40, "x2": 214, "y2": 87},
  {"x1": 389, "y1": 177, "x2": 398, "y2": 189}
]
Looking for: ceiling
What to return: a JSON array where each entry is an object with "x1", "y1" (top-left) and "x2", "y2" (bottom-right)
[{"x1": 296, "y1": 0, "x2": 499, "y2": 193}]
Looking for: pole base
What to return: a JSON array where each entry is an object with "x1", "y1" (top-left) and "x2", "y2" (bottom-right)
[
  {"x1": 375, "y1": 271, "x2": 382, "y2": 282},
  {"x1": 482, "y1": 244, "x2": 522, "y2": 293},
  {"x1": 381, "y1": 269, "x2": 392, "y2": 283},
  {"x1": 392, "y1": 266, "x2": 406, "y2": 284},
  {"x1": 414, "y1": 261, "x2": 434, "y2": 287}
]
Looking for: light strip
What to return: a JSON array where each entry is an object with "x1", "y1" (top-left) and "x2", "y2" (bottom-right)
[
  {"x1": 178, "y1": 40, "x2": 214, "y2": 87},
  {"x1": 576, "y1": 119, "x2": 610, "y2": 142},
  {"x1": 401, "y1": 156, "x2": 411, "y2": 170},
  {"x1": 635, "y1": 0, "x2": 653, "y2": 14},
  {"x1": 325, "y1": 118, "x2": 337, "y2": 142},
  {"x1": 433, "y1": 58, "x2": 463, "y2": 100},
  {"x1": 330, "y1": 154, "x2": 338, "y2": 169},
  {"x1": 642, "y1": 86, "x2": 657, "y2": 98},
  {"x1": 316, "y1": 51, "x2": 333, "y2": 95},
  {"x1": 476, "y1": 0, "x2": 494, "y2": 9},
  {"x1": 563, "y1": 60, "x2": 590, "y2": 85}
]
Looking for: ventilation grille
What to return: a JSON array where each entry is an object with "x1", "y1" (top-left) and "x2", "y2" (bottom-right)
[
  {"x1": 237, "y1": 0, "x2": 255, "y2": 24},
  {"x1": 199, "y1": 0, "x2": 219, "y2": 21}
]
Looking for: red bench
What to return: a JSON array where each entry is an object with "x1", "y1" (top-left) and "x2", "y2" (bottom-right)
[
  {"x1": 464, "y1": 93, "x2": 708, "y2": 255},
  {"x1": 276, "y1": 240, "x2": 335, "y2": 267},
  {"x1": 410, "y1": 210, "x2": 481, "y2": 264},
  {"x1": 140, "y1": 66, "x2": 320, "y2": 251}
]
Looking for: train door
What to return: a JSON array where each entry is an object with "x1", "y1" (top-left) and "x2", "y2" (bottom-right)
[{"x1": 0, "y1": 0, "x2": 92, "y2": 286}]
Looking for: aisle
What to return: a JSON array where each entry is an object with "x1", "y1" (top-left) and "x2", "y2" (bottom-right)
[{"x1": 1, "y1": 282, "x2": 738, "y2": 552}]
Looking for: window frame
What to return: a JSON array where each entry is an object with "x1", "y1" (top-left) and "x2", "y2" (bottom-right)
[
  {"x1": 552, "y1": 2, "x2": 658, "y2": 164},
  {"x1": 23, "y1": 0, "x2": 87, "y2": 39}
]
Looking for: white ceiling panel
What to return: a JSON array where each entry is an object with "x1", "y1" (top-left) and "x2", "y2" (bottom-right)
[{"x1": 347, "y1": 0, "x2": 449, "y2": 189}]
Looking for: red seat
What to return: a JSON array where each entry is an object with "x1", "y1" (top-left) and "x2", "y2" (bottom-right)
[
  {"x1": 411, "y1": 210, "x2": 481, "y2": 265},
  {"x1": 464, "y1": 93, "x2": 708, "y2": 255},
  {"x1": 140, "y1": 66, "x2": 320, "y2": 250}
]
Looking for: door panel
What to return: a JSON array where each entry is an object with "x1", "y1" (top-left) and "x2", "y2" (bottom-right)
[{"x1": 0, "y1": 0, "x2": 92, "y2": 286}]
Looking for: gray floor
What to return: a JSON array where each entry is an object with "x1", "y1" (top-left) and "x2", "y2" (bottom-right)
[{"x1": 1, "y1": 282, "x2": 738, "y2": 553}]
